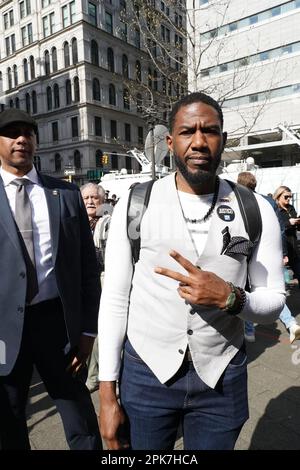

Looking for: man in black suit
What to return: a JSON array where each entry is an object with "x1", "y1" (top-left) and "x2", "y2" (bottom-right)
[{"x1": 0, "y1": 109, "x2": 102, "y2": 450}]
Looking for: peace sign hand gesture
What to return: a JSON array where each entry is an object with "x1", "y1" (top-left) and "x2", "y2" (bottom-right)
[{"x1": 155, "y1": 250, "x2": 231, "y2": 309}]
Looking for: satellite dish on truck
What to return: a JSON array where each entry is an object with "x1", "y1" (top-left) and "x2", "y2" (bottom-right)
[{"x1": 144, "y1": 124, "x2": 169, "y2": 165}]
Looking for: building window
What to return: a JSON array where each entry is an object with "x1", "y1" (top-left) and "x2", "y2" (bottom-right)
[
  {"x1": 92, "y1": 78, "x2": 100, "y2": 100},
  {"x1": 52, "y1": 47, "x2": 57, "y2": 72},
  {"x1": 42, "y1": 0, "x2": 51, "y2": 7},
  {"x1": 125, "y1": 155, "x2": 132, "y2": 170},
  {"x1": 125, "y1": 123, "x2": 131, "y2": 142},
  {"x1": 110, "y1": 120, "x2": 117, "y2": 139},
  {"x1": 47, "y1": 86, "x2": 52, "y2": 110},
  {"x1": 3, "y1": 10, "x2": 14, "y2": 29},
  {"x1": 65, "y1": 79, "x2": 72, "y2": 104},
  {"x1": 91, "y1": 40, "x2": 99, "y2": 66},
  {"x1": 13, "y1": 65, "x2": 18, "y2": 87},
  {"x1": 111, "y1": 151, "x2": 118, "y2": 170},
  {"x1": 32, "y1": 90, "x2": 37, "y2": 113},
  {"x1": 9, "y1": 99, "x2": 14, "y2": 108},
  {"x1": 109, "y1": 84, "x2": 116, "y2": 105},
  {"x1": 21, "y1": 23, "x2": 33, "y2": 46},
  {"x1": 72, "y1": 37, "x2": 78, "y2": 64},
  {"x1": 64, "y1": 42, "x2": 70, "y2": 67},
  {"x1": 74, "y1": 149, "x2": 81, "y2": 169},
  {"x1": 71, "y1": 116, "x2": 79, "y2": 137},
  {"x1": 25, "y1": 93, "x2": 31, "y2": 113},
  {"x1": 123, "y1": 87, "x2": 130, "y2": 109},
  {"x1": 107, "y1": 48, "x2": 114, "y2": 72},
  {"x1": 55, "y1": 153, "x2": 61, "y2": 172},
  {"x1": 20, "y1": 0, "x2": 31, "y2": 19},
  {"x1": 120, "y1": 20, "x2": 127, "y2": 41},
  {"x1": 138, "y1": 126, "x2": 143, "y2": 144},
  {"x1": 23, "y1": 59, "x2": 29, "y2": 82},
  {"x1": 15, "y1": 97, "x2": 20, "y2": 108},
  {"x1": 105, "y1": 11, "x2": 113, "y2": 34},
  {"x1": 7, "y1": 67, "x2": 12, "y2": 90},
  {"x1": 62, "y1": 1, "x2": 75, "y2": 28},
  {"x1": 5, "y1": 34, "x2": 16, "y2": 56},
  {"x1": 95, "y1": 149, "x2": 103, "y2": 168},
  {"x1": 44, "y1": 50, "x2": 50, "y2": 75},
  {"x1": 135, "y1": 60, "x2": 141, "y2": 82},
  {"x1": 134, "y1": 28, "x2": 140, "y2": 48},
  {"x1": 122, "y1": 54, "x2": 129, "y2": 78},
  {"x1": 95, "y1": 116, "x2": 102, "y2": 136},
  {"x1": 29, "y1": 56, "x2": 35, "y2": 79},
  {"x1": 52, "y1": 121, "x2": 58, "y2": 141},
  {"x1": 88, "y1": 2, "x2": 97, "y2": 26},
  {"x1": 53, "y1": 83, "x2": 60, "y2": 108},
  {"x1": 34, "y1": 155, "x2": 41, "y2": 171},
  {"x1": 74, "y1": 76, "x2": 80, "y2": 102}
]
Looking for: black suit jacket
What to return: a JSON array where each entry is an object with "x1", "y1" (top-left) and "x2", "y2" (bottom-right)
[{"x1": 0, "y1": 172, "x2": 101, "y2": 376}]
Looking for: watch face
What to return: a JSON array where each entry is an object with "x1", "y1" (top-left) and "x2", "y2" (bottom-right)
[{"x1": 226, "y1": 291, "x2": 236, "y2": 310}]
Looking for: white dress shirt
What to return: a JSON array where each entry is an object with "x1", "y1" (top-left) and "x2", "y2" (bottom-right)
[{"x1": 0, "y1": 166, "x2": 59, "y2": 304}]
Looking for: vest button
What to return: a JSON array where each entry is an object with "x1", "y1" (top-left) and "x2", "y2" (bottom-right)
[
  {"x1": 178, "y1": 349, "x2": 184, "y2": 355},
  {"x1": 187, "y1": 329, "x2": 193, "y2": 335},
  {"x1": 190, "y1": 309, "x2": 195, "y2": 315},
  {"x1": 20, "y1": 271, "x2": 26, "y2": 278},
  {"x1": 17, "y1": 306, "x2": 24, "y2": 313}
]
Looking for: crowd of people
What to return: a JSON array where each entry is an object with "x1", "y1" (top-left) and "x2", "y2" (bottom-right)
[{"x1": 0, "y1": 92, "x2": 299, "y2": 451}]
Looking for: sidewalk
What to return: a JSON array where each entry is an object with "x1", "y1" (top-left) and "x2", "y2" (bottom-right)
[{"x1": 27, "y1": 287, "x2": 300, "y2": 450}]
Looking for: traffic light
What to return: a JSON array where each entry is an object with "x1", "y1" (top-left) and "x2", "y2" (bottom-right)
[{"x1": 102, "y1": 154, "x2": 109, "y2": 165}]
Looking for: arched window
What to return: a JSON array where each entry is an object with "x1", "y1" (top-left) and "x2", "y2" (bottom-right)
[
  {"x1": 74, "y1": 150, "x2": 81, "y2": 169},
  {"x1": 13, "y1": 65, "x2": 18, "y2": 87},
  {"x1": 136, "y1": 93, "x2": 142, "y2": 113},
  {"x1": 32, "y1": 90, "x2": 37, "y2": 113},
  {"x1": 55, "y1": 153, "x2": 62, "y2": 172},
  {"x1": 123, "y1": 87, "x2": 130, "y2": 110},
  {"x1": 9, "y1": 99, "x2": 14, "y2": 108},
  {"x1": 72, "y1": 37, "x2": 78, "y2": 64},
  {"x1": 15, "y1": 97, "x2": 20, "y2": 108},
  {"x1": 52, "y1": 47, "x2": 57, "y2": 72},
  {"x1": 23, "y1": 59, "x2": 28, "y2": 82},
  {"x1": 109, "y1": 83, "x2": 116, "y2": 105},
  {"x1": 111, "y1": 151, "x2": 118, "y2": 170},
  {"x1": 92, "y1": 78, "x2": 100, "y2": 100},
  {"x1": 95, "y1": 149, "x2": 103, "y2": 168},
  {"x1": 25, "y1": 93, "x2": 31, "y2": 113},
  {"x1": 44, "y1": 50, "x2": 50, "y2": 75},
  {"x1": 65, "y1": 79, "x2": 72, "y2": 105},
  {"x1": 122, "y1": 54, "x2": 129, "y2": 78},
  {"x1": 64, "y1": 42, "x2": 70, "y2": 67},
  {"x1": 91, "y1": 40, "x2": 99, "y2": 66},
  {"x1": 53, "y1": 83, "x2": 60, "y2": 108},
  {"x1": 74, "y1": 76, "x2": 80, "y2": 102},
  {"x1": 148, "y1": 68, "x2": 152, "y2": 88},
  {"x1": 30, "y1": 56, "x2": 35, "y2": 79},
  {"x1": 7, "y1": 67, "x2": 12, "y2": 90},
  {"x1": 47, "y1": 86, "x2": 52, "y2": 110},
  {"x1": 107, "y1": 47, "x2": 114, "y2": 72},
  {"x1": 135, "y1": 60, "x2": 141, "y2": 82}
]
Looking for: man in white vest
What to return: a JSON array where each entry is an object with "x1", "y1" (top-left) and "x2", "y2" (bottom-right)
[{"x1": 98, "y1": 92, "x2": 285, "y2": 450}]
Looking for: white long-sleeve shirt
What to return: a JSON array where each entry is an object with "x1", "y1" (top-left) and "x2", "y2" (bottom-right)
[{"x1": 98, "y1": 175, "x2": 285, "y2": 387}]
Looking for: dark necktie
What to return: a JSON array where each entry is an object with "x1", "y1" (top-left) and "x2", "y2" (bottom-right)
[{"x1": 12, "y1": 178, "x2": 39, "y2": 303}]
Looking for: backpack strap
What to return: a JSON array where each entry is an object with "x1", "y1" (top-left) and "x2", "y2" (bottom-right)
[
  {"x1": 226, "y1": 179, "x2": 262, "y2": 255},
  {"x1": 127, "y1": 180, "x2": 155, "y2": 264}
]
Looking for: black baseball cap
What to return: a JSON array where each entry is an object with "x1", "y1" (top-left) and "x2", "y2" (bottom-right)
[{"x1": 0, "y1": 109, "x2": 38, "y2": 134}]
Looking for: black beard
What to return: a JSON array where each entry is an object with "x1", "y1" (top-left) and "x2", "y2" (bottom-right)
[{"x1": 174, "y1": 154, "x2": 220, "y2": 187}]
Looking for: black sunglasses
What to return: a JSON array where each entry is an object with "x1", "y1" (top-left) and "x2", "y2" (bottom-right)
[{"x1": 283, "y1": 195, "x2": 292, "y2": 200}]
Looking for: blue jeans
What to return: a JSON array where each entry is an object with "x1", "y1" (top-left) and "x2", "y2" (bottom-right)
[
  {"x1": 279, "y1": 304, "x2": 296, "y2": 330},
  {"x1": 119, "y1": 340, "x2": 249, "y2": 450}
]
